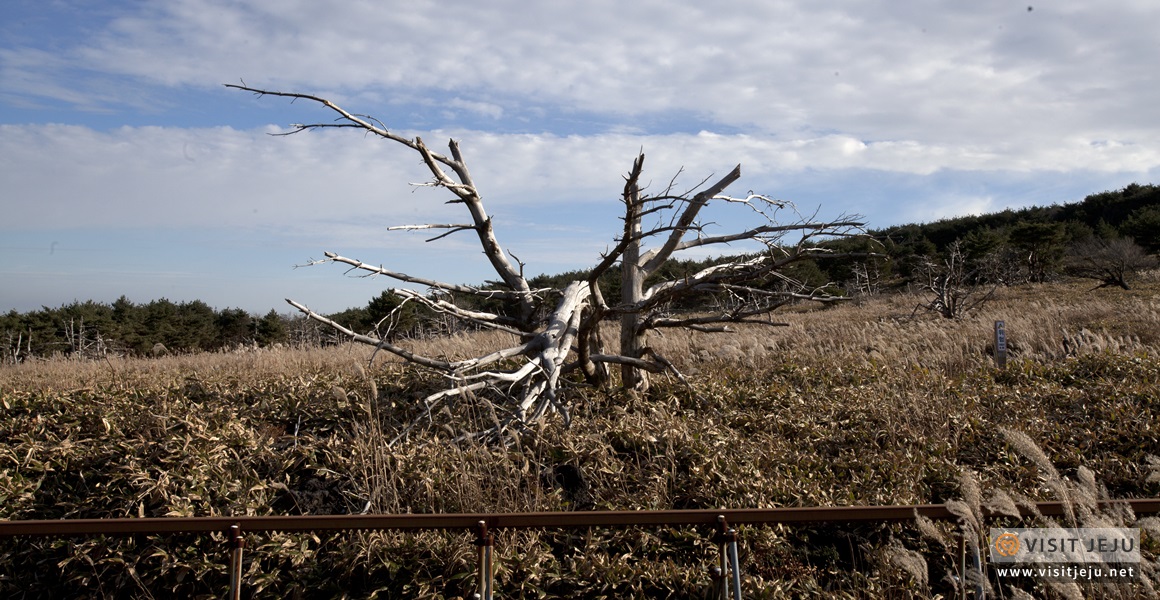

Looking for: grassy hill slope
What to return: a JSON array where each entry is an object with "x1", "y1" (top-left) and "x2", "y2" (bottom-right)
[{"x1": 2, "y1": 278, "x2": 1158, "y2": 598}]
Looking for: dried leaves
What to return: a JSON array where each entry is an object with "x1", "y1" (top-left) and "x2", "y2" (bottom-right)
[{"x1": 1, "y1": 282, "x2": 1158, "y2": 597}]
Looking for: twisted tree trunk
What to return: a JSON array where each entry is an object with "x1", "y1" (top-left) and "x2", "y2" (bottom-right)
[{"x1": 229, "y1": 83, "x2": 868, "y2": 441}]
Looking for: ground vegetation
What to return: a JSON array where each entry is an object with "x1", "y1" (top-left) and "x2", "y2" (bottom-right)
[{"x1": 2, "y1": 279, "x2": 1158, "y2": 598}]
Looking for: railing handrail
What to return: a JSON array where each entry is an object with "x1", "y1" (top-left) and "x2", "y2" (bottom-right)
[{"x1": 4, "y1": 498, "x2": 1159, "y2": 538}]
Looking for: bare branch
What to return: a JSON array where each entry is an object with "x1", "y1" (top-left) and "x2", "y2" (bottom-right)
[
  {"x1": 639, "y1": 164, "x2": 742, "y2": 276},
  {"x1": 387, "y1": 382, "x2": 490, "y2": 446},
  {"x1": 388, "y1": 223, "x2": 475, "y2": 232},
  {"x1": 388, "y1": 223, "x2": 478, "y2": 242},
  {"x1": 588, "y1": 353, "x2": 667, "y2": 372},
  {"x1": 586, "y1": 152, "x2": 645, "y2": 287},
  {"x1": 285, "y1": 299, "x2": 459, "y2": 372},
  {"x1": 451, "y1": 344, "x2": 542, "y2": 376},
  {"x1": 911, "y1": 241, "x2": 998, "y2": 319},
  {"x1": 320, "y1": 252, "x2": 538, "y2": 303},
  {"x1": 227, "y1": 83, "x2": 532, "y2": 316},
  {"x1": 413, "y1": 136, "x2": 532, "y2": 306},
  {"x1": 225, "y1": 84, "x2": 458, "y2": 166},
  {"x1": 589, "y1": 348, "x2": 696, "y2": 393},
  {"x1": 660, "y1": 219, "x2": 866, "y2": 256},
  {"x1": 645, "y1": 314, "x2": 792, "y2": 330},
  {"x1": 390, "y1": 289, "x2": 527, "y2": 335},
  {"x1": 233, "y1": 82, "x2": 871, "y2": 436}
]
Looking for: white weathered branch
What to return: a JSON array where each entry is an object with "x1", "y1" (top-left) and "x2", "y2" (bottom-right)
[
  {"x1": 645, "y1": 314, "x2": 791, "y2": 330},
  {"x1": 588, "y1": 353, "x2": 666, "y2": 372},
  {"x1": 286, "y1": 298, "x2": 461, "y2": 372},
  {"x1": 388, "y1": 223, "x2": 477, "y2": 242},
  {"x1": 391, "y1": 289, "x2": 526, "y2": 335},
  {"x1": 637, "y1": 255, "x2": 770, "y2": 304},
  {"x1": 589, "y1": 347, "x2": 695, "y2": 392},
  {"x1": 412, "y1": 136, "x2": 531, "y2": 307},
  {"x1": 656, "y1": 219, "x2": 865, "y2": 257},
  {"x1": 321, "y1": 252, "x2": 536, "y2": 304},
  {"x1": 226, "y1": 84, "x2": 460, "y2": 166},
  {"x1": 388, "y1": 223, "x2": 476, "y2": 230},
  {"x1": 639, "y1": 164, "x2": 742, "y2": 276},
  {"x1": 227, "y1": 83, "x2": 533, "y2": 317},
  {"x1": 231, "y1": 84, "x2": 872, "y2": 436}
]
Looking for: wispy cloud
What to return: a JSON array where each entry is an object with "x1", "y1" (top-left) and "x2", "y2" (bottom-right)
[
  {"x1": 2, "y1": 121, "x2": 1156, "y2": 240},
  {"x1": 2, "y1": 0, "x2": 1159, "y2": 312}
]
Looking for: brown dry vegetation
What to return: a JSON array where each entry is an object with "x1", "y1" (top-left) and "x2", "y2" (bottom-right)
[{"x1": 2, "y1": 279, "x2": 1159, "y2": 598}]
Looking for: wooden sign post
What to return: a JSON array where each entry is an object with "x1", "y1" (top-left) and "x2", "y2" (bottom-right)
[{"x1": 993, "y1": 320, "x2": 1007, "y2": 369}]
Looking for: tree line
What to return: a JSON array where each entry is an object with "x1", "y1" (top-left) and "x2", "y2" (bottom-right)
[
  {"x1": 0, "y1": 297, "x2": 291, "y2": 362},
  {"x1": 3, "y1": 183, "x2": 1157, "y2": 364},
  {"x1": 524, "y1": 182, "x2": 1159, "y2": 302},
  {"x1": 0, "y1": 290, "x2": 458, "y2": 364},
  {"x1": 320, "y1": 180, "x2": 1160, "y2": 334},
  {"x1": 864, "y1": 181, "x2": 1160, "y2": 291}
]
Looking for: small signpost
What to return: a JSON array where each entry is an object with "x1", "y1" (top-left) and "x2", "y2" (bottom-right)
[{"x1": 994, "y1": 320, "x2": 1007, "y2": 369}]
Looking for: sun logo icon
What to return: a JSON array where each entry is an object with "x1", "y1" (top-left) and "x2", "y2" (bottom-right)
[{"x1": 994, "y1": 532, "x2": 1021, "y2": 557}]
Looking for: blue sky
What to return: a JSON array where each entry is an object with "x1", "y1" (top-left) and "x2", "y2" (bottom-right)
[{"x1": 3, "y1": 0, "x2": 1159, "y2": 315}]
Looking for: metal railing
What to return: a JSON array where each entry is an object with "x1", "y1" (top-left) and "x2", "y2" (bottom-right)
[{"x1": 4, "y1": 499, "x2": 1158, "y2": 599}]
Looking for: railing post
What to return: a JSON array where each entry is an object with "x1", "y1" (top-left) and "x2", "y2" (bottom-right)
[
  {"x1": 708, "y1": 563, "x2": 727, "y2": 599},
  {"x1": 474, "y1": 520, "x2": 494, "y2": 600},
  {"x1": 228, "y1": 524, "x2": 245, "y2": 600},
  {"x1": 715, "y1": 515, "x2": 743, "y2": 599},
  {"x1": 971, "y1": 538, "x2": 985, "y2": 600},
  {"x1": 958, "y1": 532, "x2": 972, "y2": 600},
  {"x1": 726, "y1": 529, "x2": 742, "y2": 599},
  {"x1": 715, "y1": 522, "x2": 729, "y2": 599}
]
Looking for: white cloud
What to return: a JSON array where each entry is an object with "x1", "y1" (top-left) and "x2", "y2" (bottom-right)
[
  {"x1": 6, "y1": 0, "x2": 1159, "y2": 152},
  {"x1": 446, "y1": 98, "x2": 503, "y2": 120},
  {"x1": 4, "y1": 1, "x2": 1160, "y2": 312},
  {"x1": 0, "y1": 123, "x2": 458, "y2": 232},
  {"x1": 904, "y1": 194, "x2": 997, "y2": 224},
  {"x1": 3, "y1": 122, "x2": 1158, "y2": 235}
]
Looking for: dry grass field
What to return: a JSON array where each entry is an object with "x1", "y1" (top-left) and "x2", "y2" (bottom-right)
[{"x1": 2, "y1": 279, "x2": 1159, "y2": 598}]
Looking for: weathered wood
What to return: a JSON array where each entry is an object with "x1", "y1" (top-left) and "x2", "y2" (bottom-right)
[
  {"x1": 639, "y1": 164, "x2": 742, "y2": 276},
  {"x1": 619, "y1": 169, "x2": 649, "y2": 391},
  {"x1": 230, "y1": 84, "x2": 868, "y2": 438}
]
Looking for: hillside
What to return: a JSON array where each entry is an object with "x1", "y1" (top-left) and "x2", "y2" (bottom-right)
[
  {"x1": 2, "y1": 279, "x2": 1158, "y2": 597},
  {"x1": 878, "y1": 182, "x2": 1160, "y2": 253}
]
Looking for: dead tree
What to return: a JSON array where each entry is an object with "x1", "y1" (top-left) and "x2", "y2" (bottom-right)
[
  {"x1": 579, "y1": 154, "x2": 866, "y2": 391},
  {"x1": 3, "y1": 330, "x2": 29, "y2": 365},
  {"x1": 1065, "y1": 237, "x2": 1157, "y2": 291},
  {"x1": 229, "y1": 84, "x2": 866, "y2": 441},
  {"x1": 848, "y1": 260, "x2": 884, "y2": 298},
  {"x1": 912, "y1": 241, "x2": 996, "y2": 320}
]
